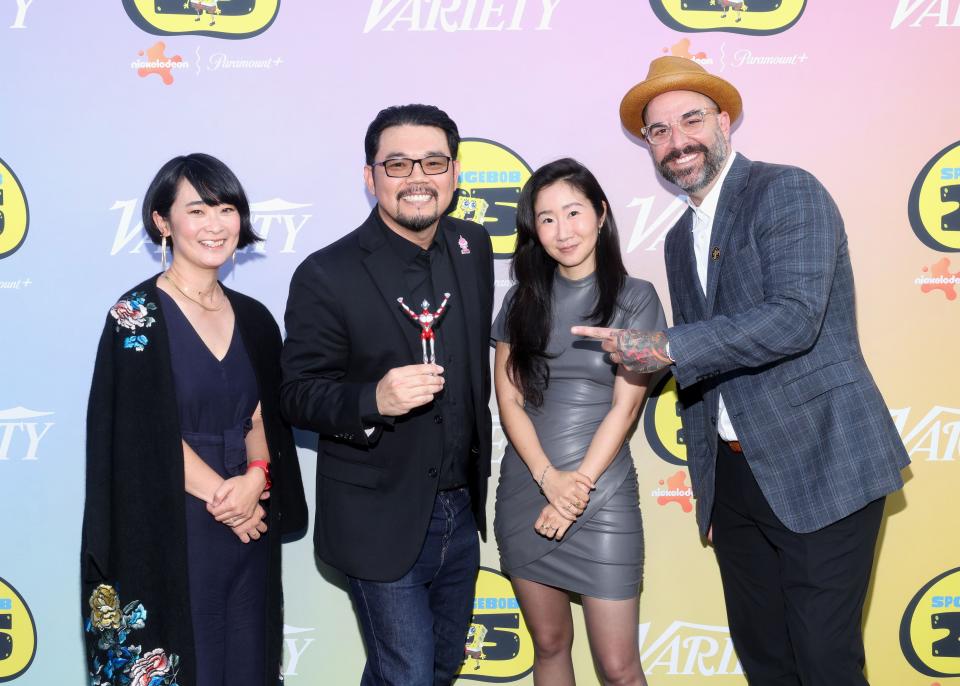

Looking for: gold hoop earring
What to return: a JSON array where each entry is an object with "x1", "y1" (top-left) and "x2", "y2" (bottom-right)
[{"x1": 161, "y1": 235, "x2": 168, "y2": 270}]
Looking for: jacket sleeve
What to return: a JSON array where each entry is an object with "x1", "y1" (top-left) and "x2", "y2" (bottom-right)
[
  {"x1": 280, "y1": 256, "x2": 380, "y2": 444},
  {"x1": 666, "y1": 167, "x2": 842, "y2": 389},
  {"x1": 80, "y1": 315, "x2": 116, "y2": 641}
]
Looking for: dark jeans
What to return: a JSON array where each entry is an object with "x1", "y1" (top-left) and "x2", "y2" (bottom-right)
[
  {"x1": 347, "y1": 488, "x2": 480, "y2": 686},
  {"x1": 712, "y1": 441, "x2": 885, "y2": 686}
]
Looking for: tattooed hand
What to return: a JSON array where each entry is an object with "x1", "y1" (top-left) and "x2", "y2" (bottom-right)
[{"x1": 571, "y1": 326, "x2": 673, "y2": 374}]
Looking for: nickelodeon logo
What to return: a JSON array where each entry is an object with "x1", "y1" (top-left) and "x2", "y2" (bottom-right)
[
  {"x1": 649, "y1": 0, "x2": 806, "y2": 35},
  {"x1": 449, "y1": 139, "x2": 532, "y2": 259},
  {"x1": 122, "y1": 0, "x2": 279, "y2": 38}
]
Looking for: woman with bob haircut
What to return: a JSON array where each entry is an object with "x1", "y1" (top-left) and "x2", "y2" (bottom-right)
[
  {"x1": 492, "y1": 158, "x2": 665, "y2": 685},
  {"x1": 81, "y1": 153, "x2": 306, "y2": 686}
]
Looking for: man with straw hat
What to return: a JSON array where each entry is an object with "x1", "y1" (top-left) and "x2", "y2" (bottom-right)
[{"x1": 574, "y1": 56, "x2": 909, "y2": 685}]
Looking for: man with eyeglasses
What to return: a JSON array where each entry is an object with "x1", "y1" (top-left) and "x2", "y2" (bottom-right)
[
  {"x1": 575, "y1": 57, "x2": 908, "y2": 685},
  {"x1": 281, "y1": 104, "x2": 493, "y2": 685}
]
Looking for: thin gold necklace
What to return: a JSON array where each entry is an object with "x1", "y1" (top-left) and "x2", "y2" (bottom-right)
[{"x1": 163, "y1": 271, "x2": 224, "y2": 312}]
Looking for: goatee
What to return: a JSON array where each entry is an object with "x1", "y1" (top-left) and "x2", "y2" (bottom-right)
[{"x1": 657, "y1": 131, "x2": 728, "y2": 196}]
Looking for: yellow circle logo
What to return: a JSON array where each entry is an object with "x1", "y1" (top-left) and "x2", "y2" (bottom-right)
[
  {"x1": 457, "y1": 567, "x2": 533, "y2": 682},
  {"x1": 122, "y1": 0, "x2": 280, "y2": 38},
  {"x1": 650, "y1": 0, "x2": 807, "y2": 34},
  {"x1": 909, "y1": 141, "x2": 960, "y2": 252},
  {"x1": 0, "y1": 158, "x2": 29, "y2": 261},
  {"x1": 450, "y1": 139, "x2": 532, "y2": 259},
  {"x1": 642, "y1": 374, "x2": 688, "y2": 465},
  {"x1": 900, "y1": 567, "x2": 960, "y2": 677},
  {"x1": 0, "y1": 577, "x2": 37, "y2": 682}
]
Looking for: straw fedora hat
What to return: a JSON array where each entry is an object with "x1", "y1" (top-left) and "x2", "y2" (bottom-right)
[{"x1": 620, "y1": 56, "x2": 742, "y2": 139}]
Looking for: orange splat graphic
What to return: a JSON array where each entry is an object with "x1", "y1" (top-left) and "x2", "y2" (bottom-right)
[
  {"x1": 663, "y1": 39, "x2": 707, "y2": 60},
  {"x1": 137, "y1": 42, "x2": 182, "y2": 85},
  {"x1": 657, "y1": 471, "x2": 694, "y2": 513},
  {"x1": 920, "y1": 257, "x2": 960, "y2": 300}
]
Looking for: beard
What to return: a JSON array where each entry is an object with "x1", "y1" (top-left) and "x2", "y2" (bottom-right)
[
  {"x1": 391, "y1": 185, "x2": 441, "y2": 233},
  {"x1": 656, "y1": 129, "x2": 728, "y2": 195}
]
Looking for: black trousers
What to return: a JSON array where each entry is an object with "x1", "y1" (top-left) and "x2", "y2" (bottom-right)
[{"x1": 712, "y1": 441, "x2": 885, "y2": 686}]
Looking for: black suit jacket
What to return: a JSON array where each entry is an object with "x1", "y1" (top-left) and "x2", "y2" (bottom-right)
[{"x1": 281, "y1": 209, "x2": 494, "y2": 581}]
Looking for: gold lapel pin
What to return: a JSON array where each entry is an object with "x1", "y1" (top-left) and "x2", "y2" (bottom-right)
[{"x1": 711, "y1": 246, "x2": 721, "y2": 261}]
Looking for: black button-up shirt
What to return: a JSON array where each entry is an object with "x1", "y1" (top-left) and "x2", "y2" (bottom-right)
[{"x1": 376, "y1": 212, "x2": 473, "y2": 489}]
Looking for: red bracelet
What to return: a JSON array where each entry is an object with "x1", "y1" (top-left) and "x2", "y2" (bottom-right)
[{"x1": 247, "y1": 460, "x2": 271, "y2": 490}]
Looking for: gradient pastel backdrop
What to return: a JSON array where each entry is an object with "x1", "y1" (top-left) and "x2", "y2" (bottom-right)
[{"x1": 1, "y1": 1, "x2": 957, "y2": 684}]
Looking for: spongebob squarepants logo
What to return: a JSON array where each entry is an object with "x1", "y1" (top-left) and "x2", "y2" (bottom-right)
[
  {"x1": 649, "y1": 0, "x2": 806, "y2": 34},
  {"x1": 122, "y1": 0, "x2": 280, "y2": 38}
]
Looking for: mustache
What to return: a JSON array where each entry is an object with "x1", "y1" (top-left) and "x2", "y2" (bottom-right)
[
  {"x1": 398, "y1": 185, "x2": 438, "y2": 200},
  {"x1": 661, "y1": 143, "x2": 709, "y2": 165}
]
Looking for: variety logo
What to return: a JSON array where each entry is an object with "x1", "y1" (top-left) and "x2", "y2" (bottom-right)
[
  {"x1": 892, "y1": 0, "x2": 960, "y2": 28},
  {"x1": 891, "y1": 406, "x2": 960, "y2": 463},
  {"x1": 900, "y1": 568, "x2": 960, "y2": 677},
  {"x1": 0, "y1": 576, "x2": 37, "y2": 682},
  {"x1": 110, "y1": 197, "x2": 313, "y2": 256},
  {"x1": 652, "y1": 470, "x2": 694, "y2": 512},
  {"x1": 8, "y1": 0, "x2": 34, "y2": 29},
  {"x1": 639, "y1": 620, "x2": 742, "y2": 675},
  {"x1": 449, "y1": 139, "x2": 533, "y2": 259},
  {"x1": 458, "y1": 567, "x2": 533, "y2": 681},
  {"x1": 916, "y1": 257, "x2": 960, "y2": 300},
  {"x1": 909, "y1": 141, "x2": 960, "y2": 252},
  {"x1": 624, "y1": 195, "x2": 687, "y2": 254},
  {"x1": 649, "y1": 0, "x2": 806, "y2": 35},
  {"x1": 0, "y1": 407, "x2": 54, "y2": 461},
  {"x1": 0, "y1": 157, "x2": 29, "y2": 260},
  {"x1": 643, "y1": 374, "x2": 688, "y2": 465},
  {"x1": 281, "y1": 624, "x2": 316, "y2": 676},
  {"x1": 122, "y1": 0, "x2": 280, "y2": 38},
  {"x1": 363, "y1": 0, "x2": 562, "y2": 32}
]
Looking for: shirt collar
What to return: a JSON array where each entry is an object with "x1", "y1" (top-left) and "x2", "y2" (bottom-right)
[
  {"x1": 375, "y1": 207, "x2": 445, "y2": 264},
  {"x1": 686, "y1": 150, "x2": 737, "y2": 224}
]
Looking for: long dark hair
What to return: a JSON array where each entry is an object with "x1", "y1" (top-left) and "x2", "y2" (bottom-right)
[{"x1": 505, "y1": 158, "x2": 627, "y2": 406}]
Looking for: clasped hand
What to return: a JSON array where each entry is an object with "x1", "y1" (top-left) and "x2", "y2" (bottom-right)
[
  {"x1": 207, "y1": 470, "x2": 270, "y2": 542},
  {"x1": 540, "y1": 468, "x2": 593, "y2": 521}
]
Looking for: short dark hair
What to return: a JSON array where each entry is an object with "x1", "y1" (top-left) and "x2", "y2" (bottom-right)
[
  {"x1": 142, "y1": 153, "x2": 260, "y2": 249},
  {"x1": 364, "y1": 104, "x2": 460, "y2": 165}
]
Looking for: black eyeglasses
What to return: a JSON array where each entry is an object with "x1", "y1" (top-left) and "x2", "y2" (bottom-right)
[{"x1": 372, "y1": 155, "x2": 452, "y2": 178}]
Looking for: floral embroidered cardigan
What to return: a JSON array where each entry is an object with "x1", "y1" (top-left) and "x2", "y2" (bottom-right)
[{"x1": 80, "y1": 276, "x2": 307, "y2": 686}]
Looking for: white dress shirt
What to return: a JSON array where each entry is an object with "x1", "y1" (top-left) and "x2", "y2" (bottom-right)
[{"x1": 686, "y1": 151, "x2": 739, "y2": 441}]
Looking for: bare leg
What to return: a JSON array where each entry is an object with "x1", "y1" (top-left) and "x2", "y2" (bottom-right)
[
  {"x1": 512, "y1": 578, "x2": 575, "y2": 686},
  {"x1": 582, "y1": 595, "x2": 647, "y2": 686}
]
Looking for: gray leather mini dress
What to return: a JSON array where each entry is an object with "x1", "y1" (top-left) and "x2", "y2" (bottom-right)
[{"x1": 492, "y1": 272, "x2": 666, "y2": 599}]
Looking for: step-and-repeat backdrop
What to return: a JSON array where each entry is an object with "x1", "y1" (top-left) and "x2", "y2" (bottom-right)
[{"x1": 1, "y1": 2, "x2": 958, "y2": 684}]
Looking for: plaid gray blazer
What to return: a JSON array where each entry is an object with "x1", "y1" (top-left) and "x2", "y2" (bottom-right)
[{"x1": 665, "y1": 154, "x2": 909, "y2": 535}]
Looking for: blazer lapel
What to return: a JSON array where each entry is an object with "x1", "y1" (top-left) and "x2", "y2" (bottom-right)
[
  {"x1": 705, "y1": 154, "x2": 750, "y2": 316},
  {"x1": 672, "y1": 207, "x2": 707, "y2": 319},
  {"x1": 358, "y1": 210, "x2": 423, "y2": 363},
  {"x1": 440, "y1": 220, "x2": 482, "y2": 395}
]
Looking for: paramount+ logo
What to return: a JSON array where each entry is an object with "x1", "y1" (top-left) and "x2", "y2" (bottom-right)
[
  {"x1": 900, "y1": 567, "x2": 960, "y2": 678},
  {"x1": 458, "y1": 567, "x2": 533, "y2": 682},
  {"x1": 909, "y1": 141, "x2": 960, "y2": 252},
  {"x1": 0, "y1": 577, "x2": 37, "y2": 682},
  {"x1": 449, "y1": 139, "x2": 532, "y2": 259},
  {"x1": 122, "y1": 0, "x2": 280, "y2": 38},
  {"x1": 649, "y1": 0, "x2": 806, "y2": 35}
]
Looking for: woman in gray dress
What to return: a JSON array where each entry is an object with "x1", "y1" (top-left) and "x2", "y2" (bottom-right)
[{"x1": 492, "y1": 158, "x2": 665, "y2": 685}]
